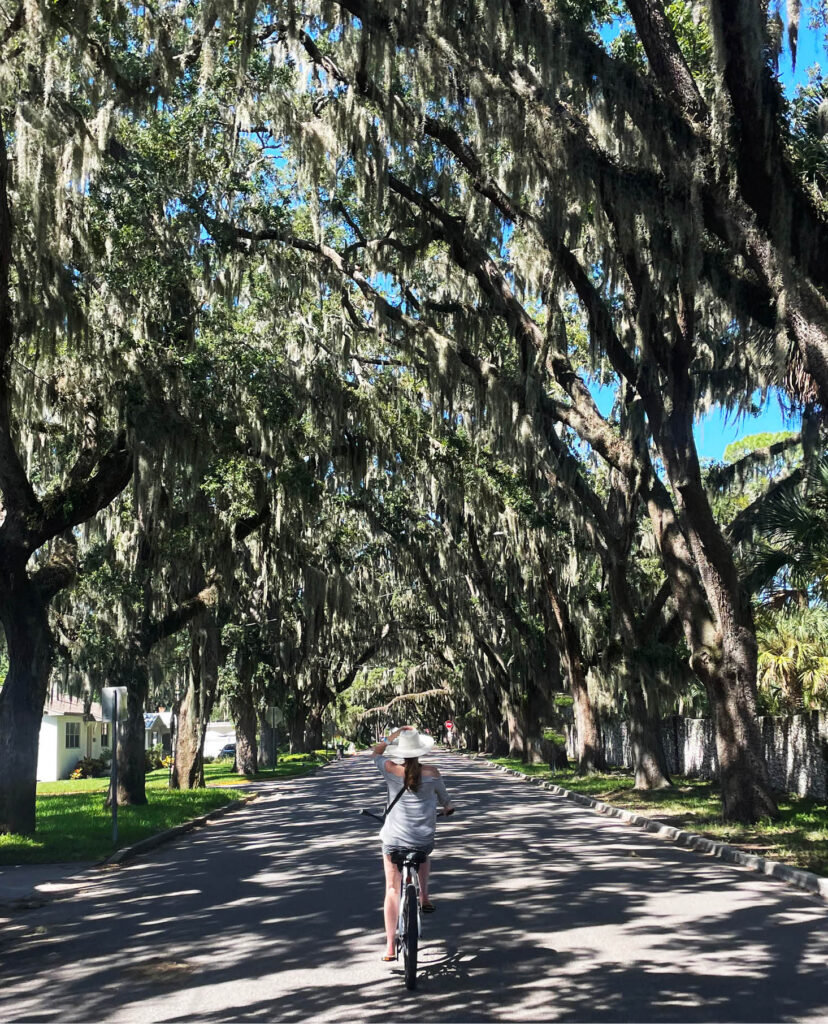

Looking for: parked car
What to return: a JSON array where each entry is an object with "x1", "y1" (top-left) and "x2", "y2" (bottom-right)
[{"x1": 216, "y1": 743, "x2": 236, "y2": 760}]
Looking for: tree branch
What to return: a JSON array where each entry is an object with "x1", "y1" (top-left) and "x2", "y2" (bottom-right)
[
  {"x1": 359, "y1": 686, "x2": 451, "y2": 718},
  {"x1": 334, "y1": 628, "x2": 390, "y2": 693},
  {"x1": 0, "y1": 112, "x2": 41, "y2": 531},
  {"x1": 145, "y1": 583, "x2": 220, "y2": 651},
  {"x1": 37, "y1": 431, "x2": 133, "y2": 545},
  {"x1": 624, "y1": 0, "x2": 705, "y2": 121}
]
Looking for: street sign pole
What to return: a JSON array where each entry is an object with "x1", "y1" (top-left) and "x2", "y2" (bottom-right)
[
  {"x1": 111, "y1": 691, "x2": 119, "y2": 846},
  {"x1": 265, "y1": 706, "x2": 282, "y2": 775},
  {"x1": 102, "y1": 685, "x2": 127, "y2": 847}
]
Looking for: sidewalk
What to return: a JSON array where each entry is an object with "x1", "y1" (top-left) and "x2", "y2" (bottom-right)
[{"x1": 0, "y1": 861, "x2": 100, "y2": 922}]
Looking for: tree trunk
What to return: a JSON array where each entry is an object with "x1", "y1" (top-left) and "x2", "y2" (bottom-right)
[
  {"x1": 700, "y1": 636, "x2": 777, "y2": 823},
  {"x1": 547, "y1": 580, "x2": 606, "y2": 773},
  {"x1": 258, "y1": 714, "x2": 277, "y2": 768},
  {"x1": 172, "y1": 681, "x2": 206, "y2": 789},
  {"x1": 650, "y1": 379, "x2": 777, "y2": 821},
  {"x1": 782, "y1": 669, "x2": 805, "y2": 713},
  {"x1": 505, "y1": 695, "x2": 525, "y2": 759},
  {"x1": 234, "y1": 705, "x2": 258, "y2": 776},
  {"x1": 465, "y1": 723, "x2": 482, "y2": 752},
  {"x1": 113, "y1": 656, "x2": 150, "y2": 805},
  {"x1": 627, "y1": 682, "x2": 672, "y2": 790},
  {"x1": 0, "y1": 584, "x2": 53, "y2": 835},
  {"x1": 170, "y1": 614, "x2": 220, "y2": 790},
  {"x1": 486, "y1": 712, "x2": 509, "y2": 757},
  {"x1": 304, "y1": 709, "x2": 324, "y2": 754},
  {"x1": 602, "y1": 549, "x2": 673, "y2": 790},
  {"x1": 287, "y1": 704, "x2": 308, "y2": 754},
  {"x1": 505, "y1": 683, "x2": 548, "y2": 764},
  {"x1": 231, "y1": 658, "x2": 258, "y2": 775}
]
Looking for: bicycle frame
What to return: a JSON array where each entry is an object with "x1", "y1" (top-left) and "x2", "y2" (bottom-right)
[
  {"x1": 396, "y1": 857, "x2": 422, "y2": 943},
  {"x1": 393, "y1": 850, "x2": 423, "y2": 989}
]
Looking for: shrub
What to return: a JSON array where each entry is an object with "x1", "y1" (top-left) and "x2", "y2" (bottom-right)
[
  {"x1": 144, "y1": 744, "x2": 166, "y2": 772},
  {"x1": 70, "y1": 756, "x2": 108, "y2": 779},
  {"x1": 203, "y1": 755, "x2": 214, "y2": 764}
]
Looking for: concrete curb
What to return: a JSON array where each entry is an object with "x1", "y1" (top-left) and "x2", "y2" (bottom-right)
[
  {"x1": 463, "y1": 752, "x2": 828, "y2": 901},
  {"x1": 103, "y1": 793, "x2": 259, "y2": 865}
]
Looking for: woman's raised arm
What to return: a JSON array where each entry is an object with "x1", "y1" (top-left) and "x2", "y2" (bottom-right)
[{"x1": 371, "y1": 725, "x2": 411, "y2": 757}]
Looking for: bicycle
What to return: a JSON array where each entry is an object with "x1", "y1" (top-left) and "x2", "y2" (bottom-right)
[
  {"x1": 386, "y1": 846, "x2": 425, "y2": 988},
  {"x1": 360, "y1": 806, "x2": 453, "y2": 990}
]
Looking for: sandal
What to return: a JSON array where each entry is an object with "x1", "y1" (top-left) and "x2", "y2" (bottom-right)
[
  {"x1": 421, "y1": 900, "x2": 436, "y2": 913},
  {"x1": 381, "y1": 954, "x2": 396, "y2": 962}
]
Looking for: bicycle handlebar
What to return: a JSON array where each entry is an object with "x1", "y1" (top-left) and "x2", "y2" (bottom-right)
[{"x1": 359, "y1": 808, "x2": 386, "y2": 822}]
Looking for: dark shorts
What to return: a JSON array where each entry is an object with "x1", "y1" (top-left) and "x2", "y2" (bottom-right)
[{"x1": 382, "y1": 844, "x2": 433, "y2": 859}]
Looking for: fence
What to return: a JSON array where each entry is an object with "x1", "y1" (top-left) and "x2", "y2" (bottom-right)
[{"x1": 566, "y1": 711, "x2": 828, "y2": 799}]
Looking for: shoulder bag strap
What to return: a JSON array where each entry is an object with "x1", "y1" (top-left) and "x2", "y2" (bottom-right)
[{"x1": 383, "y1": 781, "x2": 408, "y2": 821}]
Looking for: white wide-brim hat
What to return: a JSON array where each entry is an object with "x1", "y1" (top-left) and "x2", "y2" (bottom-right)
[{"x1": 384, "y1": 728, "x2": 435, "y2": 760}]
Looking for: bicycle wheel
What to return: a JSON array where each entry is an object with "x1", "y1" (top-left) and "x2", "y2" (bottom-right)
[{"x1": 403, "y1": 883, "x2": 419, "y2": 989}]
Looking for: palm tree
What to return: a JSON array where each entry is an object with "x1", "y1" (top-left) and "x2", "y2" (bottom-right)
[
  {"x1": 738, "y1": 458, "x2": 828, "y2": 605},
  {"x1": 756, "y1": 608, "x2": 828, "y2": 712}
]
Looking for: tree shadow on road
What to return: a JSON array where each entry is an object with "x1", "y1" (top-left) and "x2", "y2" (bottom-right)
[{"x1": 1, "y1": 755, "x2": 826, "y2": 1022}]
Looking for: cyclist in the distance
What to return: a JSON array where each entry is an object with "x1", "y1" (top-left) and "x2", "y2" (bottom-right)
[{"x1": 373, "y1": 725, "x2": 454, "y2": 962}]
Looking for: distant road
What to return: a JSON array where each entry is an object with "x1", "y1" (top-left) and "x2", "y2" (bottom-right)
[{"x1": 2, "y1": 752, "x2": 827, "y2": 1022}]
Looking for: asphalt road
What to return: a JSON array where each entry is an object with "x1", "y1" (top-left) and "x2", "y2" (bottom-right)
[{"x1": 2, "y1": 753, "x2": 828, "y2": 1023}]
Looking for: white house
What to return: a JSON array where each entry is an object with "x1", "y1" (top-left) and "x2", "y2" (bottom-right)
[
  {"x1": 37, "y1": 693, "x2": 109, "y2": 782},
  {"x1": 37, "y1": 694, "x2": 174, "y2": 781}
]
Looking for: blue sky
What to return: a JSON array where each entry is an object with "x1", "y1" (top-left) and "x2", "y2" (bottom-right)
[
  {"x1": 590, "y1": 11, "x2": 823, "y2": 462},
  {"x1": 694, "y1": 402, "x2": 799, "y2": 461},
  {"x1": 590, "y1": 386, "x2": 800, "y2": 462},
  {"x1": 779, "y1": 15, "x2": 827, "y2": 93},
  {"x1": 697, "y1": 14, "x2": 824, "y2": 460}
]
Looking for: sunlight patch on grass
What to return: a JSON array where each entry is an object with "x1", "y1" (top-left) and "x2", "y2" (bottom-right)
[
  {"x1": 491, "y1": 756, "x2": 828, "y2": 876},
  {"x1": 0, "y1": 788, "x2": 240, "y2": 866}
]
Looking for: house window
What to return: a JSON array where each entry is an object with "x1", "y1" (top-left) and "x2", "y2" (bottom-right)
[
  {"x1": 65, "y1": 722, "x2": 80, "y2": 749},
  {"x1": 101, "y1": 726, "x2": 109, "y2": 747}
]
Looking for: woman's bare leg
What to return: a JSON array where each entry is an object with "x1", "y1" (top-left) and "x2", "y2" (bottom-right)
[
  {"x1": 382, "y1": 854, "x2": 401, "y2": 957},
  {"x1": 418, "y1": 858, "x2": 431, "y2": 903}
]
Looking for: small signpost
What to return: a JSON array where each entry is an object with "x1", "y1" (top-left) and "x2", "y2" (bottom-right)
[
  {"x1": 102, "y1": 686, "x2": 128, "y2": 845},
  {"x1": 265, "y1": 706, "x2": 284, "y2": 774},
  {"x1": 445, "y1": 720, "x2": 455, "y2": 749}
]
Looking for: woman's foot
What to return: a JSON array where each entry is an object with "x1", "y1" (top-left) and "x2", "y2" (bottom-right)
[
  {"x1": 421, "y1": 900, "x2": 435, "y2": 913},
  {"x1": 382, "y1": 949, "x2": 396, "y2": 962}
]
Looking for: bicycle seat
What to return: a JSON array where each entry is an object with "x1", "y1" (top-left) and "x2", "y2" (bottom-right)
[{"x1": 387, "y1": 848, "x2": 428, "y2": 868}]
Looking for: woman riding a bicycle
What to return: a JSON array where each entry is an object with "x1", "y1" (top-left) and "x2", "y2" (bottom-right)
[{"x1": 373, "y1": 725, "x2": 454, "y2": 962}]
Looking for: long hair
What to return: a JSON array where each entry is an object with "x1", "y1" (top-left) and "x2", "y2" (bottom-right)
[{"x1": 404, "y1": 757, "x2": 422, "y2": 793}]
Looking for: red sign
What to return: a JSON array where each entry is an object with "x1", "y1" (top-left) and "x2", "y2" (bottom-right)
[{"x1": 445, "y1": 720, "x2": 454, "y2": 730}]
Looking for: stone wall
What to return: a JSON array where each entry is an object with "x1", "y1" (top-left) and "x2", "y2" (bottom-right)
[{"x1": 566, "y1": 711, "x2": 828, "y2": 799}]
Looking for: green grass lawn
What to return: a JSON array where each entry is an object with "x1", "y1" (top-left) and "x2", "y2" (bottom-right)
[
  {"x1": 204, "y1": 751, "x2": 334, "y2": 786},
  {"x1": 0, "y1": 751, "x2": 333, "y2": 866},
  {"x1": 491, "y1": 757, "x2": 828, "y2": 877}
]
